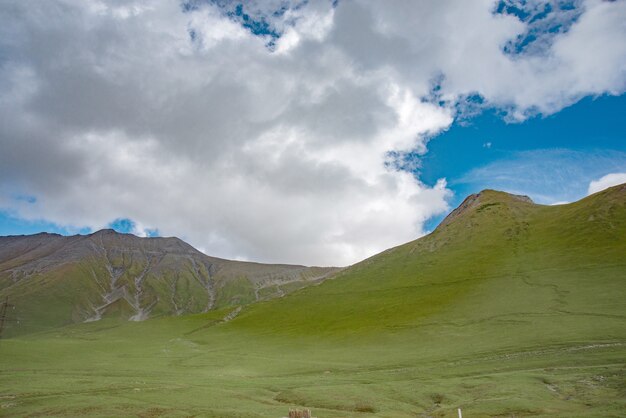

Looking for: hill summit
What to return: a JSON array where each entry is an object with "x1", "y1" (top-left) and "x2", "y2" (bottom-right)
[{"x1": 438, "y1": 189, "x2": 534, "y2": 228}]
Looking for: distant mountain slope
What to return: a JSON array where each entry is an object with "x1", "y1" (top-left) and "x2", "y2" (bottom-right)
[{"x1": 0, "y1": 229, "x2": 338, "y2": 336}]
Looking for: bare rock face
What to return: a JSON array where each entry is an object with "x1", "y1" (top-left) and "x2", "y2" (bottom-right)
[
  {"x1": 510, "y1": 194, "x2": 534, "y2": 204},
  {"x1": 0, "y1": 230, "x2": 339, "y2": 336}
]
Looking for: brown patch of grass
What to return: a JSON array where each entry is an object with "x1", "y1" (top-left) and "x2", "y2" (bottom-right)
[
  {"x1": 430, "y1": 393, "x2": 445, "y2": 405},
  {"x1": 354, "y1": 403, "x2": 376, "y2": 413},
  {"x1": 137, "y1": 407, "x2": 170, "y2": 418}
]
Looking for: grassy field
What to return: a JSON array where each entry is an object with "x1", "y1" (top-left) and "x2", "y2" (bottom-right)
[{"x1": 1, "y1": 186, "x2": 625, "y2": 417}]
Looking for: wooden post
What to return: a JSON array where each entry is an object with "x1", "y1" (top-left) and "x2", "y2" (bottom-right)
[
  {"x1": 458, "y1": 407, "x2": 463, "y2": 418},
  {"x1": 0, "y1": 296, "x2": 9, "y2": 339}
]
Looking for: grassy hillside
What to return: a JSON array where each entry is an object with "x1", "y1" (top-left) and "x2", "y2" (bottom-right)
[
  {"x1": 0, "y1": 185, "x2": 624, "y2": 417},
  {"x1": 0, "y1": 230, "x2": 338, "y2": 337},
  {"x1": 232, "y1": 186, "x2": 625, "y2": 336}
]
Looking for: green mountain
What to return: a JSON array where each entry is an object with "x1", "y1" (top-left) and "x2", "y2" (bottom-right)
[
  {"x1": 232, "y1": 185, "x2": 625, "y2": 336},
  {"x1": 0, "y1": 185, "x2": 624, "y2": 417},
  {"x1": 0, "y1": 229, "x2": 338, "y2": 337}
]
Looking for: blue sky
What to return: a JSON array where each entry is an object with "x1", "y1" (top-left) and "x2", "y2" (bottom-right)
[
  {"x1": 421, "y1": 93, "x2": 626, "y2": 230},
  {"x1": 1, "y1": 0, "x2": 625, "y2": 265}
]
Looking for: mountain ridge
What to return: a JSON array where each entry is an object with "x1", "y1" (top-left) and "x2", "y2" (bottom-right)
[{"x1": 0, "y1": 228, "x2": 339, "y2": 336}]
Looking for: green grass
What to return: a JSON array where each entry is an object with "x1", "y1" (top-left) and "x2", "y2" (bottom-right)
[
  {"x1": 214, "y1": 276, "x2": 257, "y2": 309},
  {"x1": 0, "y1": 186, "x2": 625, "y2": 417}
]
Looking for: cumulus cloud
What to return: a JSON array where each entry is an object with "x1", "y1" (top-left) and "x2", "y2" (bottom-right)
[
  {"x1": 588, "y1": 173, "x2": 626, "y2": 195},
  {"x1": 0, "y1": 0, "x2": 625, "y2": 265}
]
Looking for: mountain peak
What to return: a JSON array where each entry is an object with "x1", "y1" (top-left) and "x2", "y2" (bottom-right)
[
  {"x1": 33, "y1": 231, "x2": 63, "y2": 237},
  {"x1": 90, "y1": 228, "x2": 123, "y2": 236},
  {"x1": 474, "y1": 189, "x2": 533, "y2": 204},
  {"x1": 438, "y1": 189, "x2": 534, "y2": 229}
]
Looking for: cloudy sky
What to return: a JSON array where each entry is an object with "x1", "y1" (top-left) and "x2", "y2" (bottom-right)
[{"x1": 0, "y1": 0, "x2": 625, "y2": 266}]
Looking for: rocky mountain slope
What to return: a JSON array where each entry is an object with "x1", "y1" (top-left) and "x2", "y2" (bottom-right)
[{"x1": 0, "y1": 229, "x2": 338, "y2": 336}]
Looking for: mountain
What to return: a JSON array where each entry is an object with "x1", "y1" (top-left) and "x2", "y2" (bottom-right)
[
  {"x1": 0, "y1": 229, "x2": 338, "y2": 336},
  {"x1": 0, "y1": 185, "x2": 624, "y2": 417},
  {"x1": 232, "y1": 184, "x2": 626, "y2": 336}
]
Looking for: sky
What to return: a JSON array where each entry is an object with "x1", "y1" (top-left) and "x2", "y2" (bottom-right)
[{"x1": 0, "y1": 0, "x2": 625, "y2": 267}]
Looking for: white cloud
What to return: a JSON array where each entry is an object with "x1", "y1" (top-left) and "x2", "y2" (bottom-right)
[
  {"x1": 588, "y1": 173, "x2": 626, "y2": 195},
  {"x1": 549, "y1": 201, "x2": 571, "y2": 206},
  {"x1": 0, "y1": 0, "x2": 625, "y2": 266}
]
